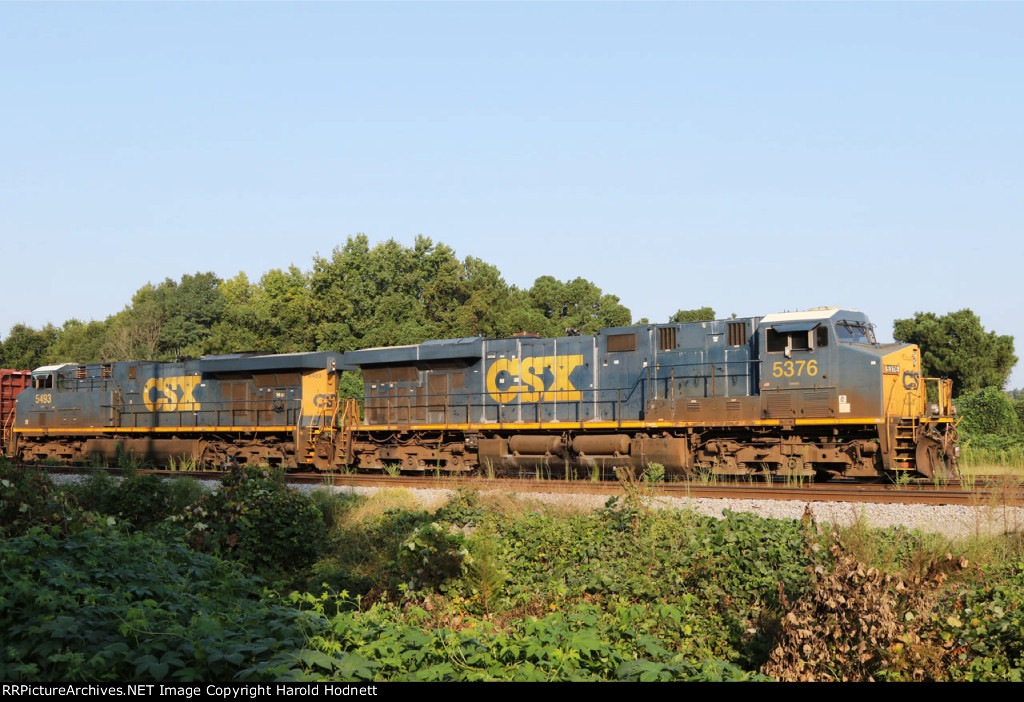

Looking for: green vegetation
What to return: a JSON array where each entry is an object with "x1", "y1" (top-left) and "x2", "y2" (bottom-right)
[
  {"x1": 953, "y1": 387, "x2": 1024, "y2": 472},
  {"x1": 172, "y1": 465, "x2": 328, "y2": 580},
  {"x1": 669, "y1": 307, "x2": 716, "y2": 323},
  {"x1": 3, "y1": 462, "x2": 1024, "y2": 681},
  {"x1": 67, "y1": 469, "x2": 206, "y2": 531}
]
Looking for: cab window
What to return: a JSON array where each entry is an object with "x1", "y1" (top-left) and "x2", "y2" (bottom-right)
[
  {"x1": 766, "y1": 328, "x2": 812, "y2": 353},
  {"x1": 816, "y1": 327, "x2": 829, "y2": 347},
  {"x1": 836, "y1": 322, "x2": 875, "y2": 344}
]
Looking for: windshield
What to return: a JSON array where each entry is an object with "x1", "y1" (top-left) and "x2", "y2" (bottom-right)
[{"x1": 835, "y1": 322, "x2": 876, "y2": 345}]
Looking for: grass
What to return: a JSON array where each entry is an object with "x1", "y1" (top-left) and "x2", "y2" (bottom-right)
[
  {"x1": 960, "y1": 462, "x2": 1024, "y2": 478},
  {"x1": 826, "y1": 508, "x2": 1017, "y2": 584},
  {"x1": 167, "y1": 455, "x2": 198, "y2": 471},
  {"x1": 959, "y1": 437, "x2": 1024, "y2": 472}
]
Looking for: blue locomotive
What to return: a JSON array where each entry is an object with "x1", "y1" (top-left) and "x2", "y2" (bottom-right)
[
  {"x1": 341, "y1": 307, "x2": 958, "y2": 480},
  {"x1": 9, "y1": 351, "x2": 358, "y2": 470}
]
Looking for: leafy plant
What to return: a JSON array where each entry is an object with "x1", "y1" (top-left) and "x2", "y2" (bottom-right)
[
  {"x1": 0, "y1": 463, "x2": 81, "y2": 537},
  {"x1": 0, "y1": 528, "x2": 316, "y2": 682},
  {"x1": 69, "y1": 471, "x2": 204, "y2": 531},
  {"x1": 172, "y1": 465, "x2": 327, "y2": 576}
]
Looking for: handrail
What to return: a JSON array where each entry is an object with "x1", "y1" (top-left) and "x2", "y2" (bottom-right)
[
  {"x1": 2, "y1": 408, "x2": 15, "y2": 454},
  {"x1": 361, "y1": 359, "x2": 749, "y2": 426},
  {"x1": 114, "y1": 398, "x2": 305, "y2": 428}
]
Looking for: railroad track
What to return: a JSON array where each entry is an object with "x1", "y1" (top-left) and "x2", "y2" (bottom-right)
[{"x1": 38, "y1": 465, "x2": 1024, "y2": 507}]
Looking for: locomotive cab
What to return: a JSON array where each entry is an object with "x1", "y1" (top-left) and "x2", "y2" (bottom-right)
[{"x1": 757, "y1": 307, "x2": 957, "y2": 479}]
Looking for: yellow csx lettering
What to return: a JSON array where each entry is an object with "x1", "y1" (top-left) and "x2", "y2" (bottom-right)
[
  {"x1": 143, "y1": 376, "x2": 201, "y2": 412},
  {"x1": 486, "y1": 355, "x2": 584, "y2": 403}
]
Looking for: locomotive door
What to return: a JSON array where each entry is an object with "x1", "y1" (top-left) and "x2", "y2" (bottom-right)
[
  {"x1": 517, "y1": 339, "x2": 547, "y2": 424},
  {"x1": 705, "y1": 325, "x2": 752, "y2": 399},
  {"x1": 600, "y1": 332, "x2": 645, "y2": 422}
]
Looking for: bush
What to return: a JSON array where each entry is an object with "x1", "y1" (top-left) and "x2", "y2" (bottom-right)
[
  {"x1": 0, "y1": 528, "x2": 316, "y2": 681},
  {"x1": 269, "y1": 593, "x2": 764, "y2": 681},
  {"x1": 956, "y1": 387, "x2": 1022, "y2": 437},
  {"x1": 0, "y1": 462, "x2": 81, "y2": 538},
  {"x1": 923, "y1": 559, "x2": 1024, "y2": 681},
  {"x1": 173, "y1": 465, "x2": 327, "y2": 575},
  {"x1": 69, "y1": 471, "x2": 205, "y2": 531}
]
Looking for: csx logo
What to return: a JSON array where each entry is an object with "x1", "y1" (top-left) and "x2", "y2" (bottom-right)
[
  {"x1": 486, "y1": 355, "x2": 585, "y2": 403},
  {"x1": 143, "y1": 376, "x2": 201, "y2": 412},
  {"x1": 313, "y1": 393, "x2": 337, "y2": 409}
]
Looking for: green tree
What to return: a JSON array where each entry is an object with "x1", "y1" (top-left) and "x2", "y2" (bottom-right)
[
  {"x1": 893, "y1": 310, "x2": 1017, "y2": 393},
  {"x1": 311, "y1": 234, "x2": 545, "y2": 349},
  {"x1": 209, "y1": 267, "x2": 316, "y2": 354},
  {"x1": 524, "y1": 276, "x2": 632, "y2": 336},
  {"x1": 0, "y1": 324, "x2": 59, "y2": 369},
  {"x1": 158, "y1": 272, "x2": 226, "y2": 357},
  {"x1": 47, "y1": 319, "x2": 109, "y2": 364},
  {"x1": 99, "y1": 272, "x2": 226, "y2": 361},
  {"x1": 206, "y1": 271, "x2": 262, "y2": 353},
  {"x1": 670, "y1": 307, "x2": 716, "y2": 323},
  {"x1": 101, "y1": 282, "x2": 167, "y2": 361}
]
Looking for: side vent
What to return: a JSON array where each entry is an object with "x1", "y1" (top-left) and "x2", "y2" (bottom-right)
[
  {"x1": 658, "y1": 327, "x2": 677, "y2": 351},
  {"x1": 766, "y1": 393, "x2": 793, "y2": 417},
  {"x1": 727, "y1": 322, "x2": 748, "y2": 346},
  {"x1": 802, "y1": 390, "x2": 832, "y2": 418},
  {"x1": 607, "y1": 333, "x2": 637, "y2": 352}
]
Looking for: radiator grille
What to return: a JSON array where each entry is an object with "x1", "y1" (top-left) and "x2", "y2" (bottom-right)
[
  {"x1": 766, "y1": 393, "x2": 792, "y2": 417},
  {"x1": 802, "y1": 391, "x2": 832, "y2": 418}
]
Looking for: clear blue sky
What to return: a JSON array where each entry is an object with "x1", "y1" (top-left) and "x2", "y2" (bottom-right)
[{"x1": 2, "y1": 2, "x2": 1022, "y2": 387}]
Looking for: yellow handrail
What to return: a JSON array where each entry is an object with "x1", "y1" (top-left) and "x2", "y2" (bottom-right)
[{"x1": 2, "y1": 409, "x2": 16, "y2": 456}]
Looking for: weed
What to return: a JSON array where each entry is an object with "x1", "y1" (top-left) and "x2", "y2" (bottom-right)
[
  {"x1": 167, "y1": 454, "x2": 198, "y2": 472},
  {"x1": 309, "y1": 489, "x2": 359, "y2": 532},
  {"x1": 695, "y1": 462, "x2": 715, "y2": 485},
  {"x1": 643, "y1": 462, "x2": 666, "y2": 486},
  {"x1": 965, "y1": 473, "x2": 1024, "y2": 537},
  {"x1": 465, "y1": 522, "x2": 508, "y2": 616},
  {"x1": 888, "y1": 469, "x2": 912, "y2": 490},
  {"x1": 115, "y1": 445, "x2": 150, "y2": 474}
]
